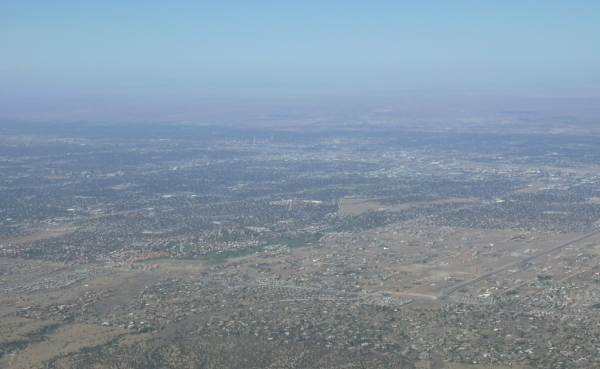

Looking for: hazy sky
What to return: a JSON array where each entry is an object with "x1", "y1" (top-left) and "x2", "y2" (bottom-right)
[{"x1": 2, "y1": 1, "x2": 600, "y2": 119}]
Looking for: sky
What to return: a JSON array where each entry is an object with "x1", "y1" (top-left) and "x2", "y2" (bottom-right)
[{"x1": 1, "y1": 1, "x2": 600, "y2": 122}]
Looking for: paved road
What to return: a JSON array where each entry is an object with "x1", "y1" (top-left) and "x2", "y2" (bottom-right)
[{"x1": 438, "y1": 228, "x2": 600, "y2": 299}]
